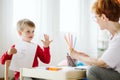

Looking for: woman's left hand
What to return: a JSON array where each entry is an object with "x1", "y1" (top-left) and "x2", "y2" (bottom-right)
[
  {"x1": 41, "y1": 34, "x2": 52, "y2": 47},
  {"x1": 78, "y1": 52, "x2": 89, "y2": 57},
  {"x1": 70, "y1": 49, "x2": 89, "y2": 60}
]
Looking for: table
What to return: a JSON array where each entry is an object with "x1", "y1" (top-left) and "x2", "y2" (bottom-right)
[{"x1": 20, "y1": 67, "x2": 86, "y2": 80}]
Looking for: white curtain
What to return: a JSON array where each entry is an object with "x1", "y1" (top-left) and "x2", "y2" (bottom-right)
[
  {"x1": 0, "y1": 0, "x2": 14, "y2": 77},
  {"x1": 60, "y1": 0, "x2": 98, "y2": 57}
]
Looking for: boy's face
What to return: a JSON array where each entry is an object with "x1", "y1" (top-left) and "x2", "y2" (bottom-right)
[{"x1": 19, "y1": 25, "x2": 35, "y2": 42}]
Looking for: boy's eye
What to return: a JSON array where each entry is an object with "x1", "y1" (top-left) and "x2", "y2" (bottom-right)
[
  {"x1": 27, "y1": 31, "x2": 30, "y2": 33},
  {"x1": 26, "y1": 30, "x2": 34, "y2": 33}
]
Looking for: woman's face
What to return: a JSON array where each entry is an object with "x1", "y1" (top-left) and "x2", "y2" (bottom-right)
[{"x1": 95, "y1": 14, "x2": 108, "y2": 30}]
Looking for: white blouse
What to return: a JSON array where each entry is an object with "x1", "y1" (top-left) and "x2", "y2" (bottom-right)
[{"x1": 100, "y1": 32, "x2": 120, "y2": 73}]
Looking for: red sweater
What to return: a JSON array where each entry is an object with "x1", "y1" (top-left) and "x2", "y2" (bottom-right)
[{"x1": 0, "y1": 45, "x2": 51, "y2": 80}]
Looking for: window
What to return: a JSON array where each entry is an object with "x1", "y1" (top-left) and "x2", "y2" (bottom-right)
[
  {"x1": 60, "y1": 0, "x2": 81, "y2": 35},
  {"x1": 13, "y1": 0, "x2": 42, "y2": 42},
  {"x1": 60, "y1": 0, "x2": 98, "y2": 57}
]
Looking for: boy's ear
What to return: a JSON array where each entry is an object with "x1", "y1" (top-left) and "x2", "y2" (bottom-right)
[{"x1": 18, "y1": 31, "x2": 22, "y2": 36}]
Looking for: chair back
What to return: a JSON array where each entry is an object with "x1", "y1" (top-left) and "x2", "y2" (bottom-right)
[{"x1": 5, "y1": 60, "x2": 11, "y2": 80}]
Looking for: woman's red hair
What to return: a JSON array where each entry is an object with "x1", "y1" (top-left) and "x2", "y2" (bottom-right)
[{"x1": 92, "y1": 0, "x2": 120, "y2": 22}]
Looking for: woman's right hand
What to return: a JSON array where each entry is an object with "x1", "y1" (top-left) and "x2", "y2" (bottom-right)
[{"x1": 7, "y1": 47, "x2": 17, "y2": 55}]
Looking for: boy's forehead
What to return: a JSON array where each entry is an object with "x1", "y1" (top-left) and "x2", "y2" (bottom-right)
[
  {"x1": 24, "y1": 24, "x2": 35, "y2": 28},
  {"x1": 23, "y1": 25, "x2": 35, "y2": 30}
]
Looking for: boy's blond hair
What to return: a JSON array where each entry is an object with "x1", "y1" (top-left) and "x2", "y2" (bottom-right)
[{"x1": 17, "y1": 19, "x2": 35, "y2": 31}]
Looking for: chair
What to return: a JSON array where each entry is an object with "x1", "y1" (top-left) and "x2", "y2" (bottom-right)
[{"x1": 5, "y1": 60, "x2": 11, "y2": 80}]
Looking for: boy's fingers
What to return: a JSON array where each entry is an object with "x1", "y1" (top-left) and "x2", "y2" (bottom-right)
[{"x1": 50, "y1": 40, "x2": 53, "y2": 43}]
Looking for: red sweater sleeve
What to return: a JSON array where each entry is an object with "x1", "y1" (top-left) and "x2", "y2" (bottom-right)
[
  {"x1": 0, "y1": 45, "x2": 15, "y2": 65},
  {"x1": 33, "y1": 45, "x2": 51, "y2": 67}
]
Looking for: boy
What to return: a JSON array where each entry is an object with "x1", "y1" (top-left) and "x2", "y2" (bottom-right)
[{"x1": 0, "y1": 19, "x2": 52, "y2": 80}]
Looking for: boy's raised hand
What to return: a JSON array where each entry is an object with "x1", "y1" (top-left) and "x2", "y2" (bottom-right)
[
  {"x1": 8, "y1": 47, "x2": 17, "y2": 55},
  {"x1": 41, "y1": 34, "x2": 52, "y2": 47}
]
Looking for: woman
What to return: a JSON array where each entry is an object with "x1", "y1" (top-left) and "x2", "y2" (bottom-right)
[{"x1": 69, "y1": 0, "x2": 120, "y2": 80}]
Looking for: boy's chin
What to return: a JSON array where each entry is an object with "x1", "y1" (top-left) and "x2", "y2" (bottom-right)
[{"x1": 23, "y1": 39, "x2": 31, "y2": 42}]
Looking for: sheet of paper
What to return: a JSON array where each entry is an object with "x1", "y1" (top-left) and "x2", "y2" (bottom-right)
[{"x1": 9, "y1": 40, "x2": 37, "y2": 71}]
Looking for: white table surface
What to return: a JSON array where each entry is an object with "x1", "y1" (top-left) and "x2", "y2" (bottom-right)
[{"x1": 20, "y1": 66, "x2": 87, "y2": 80}]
